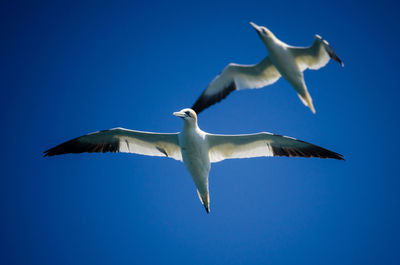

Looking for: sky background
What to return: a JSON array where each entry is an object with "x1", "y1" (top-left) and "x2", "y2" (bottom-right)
[{"x1": 1, "y1": 0, "x2": 399, "y2": 264}]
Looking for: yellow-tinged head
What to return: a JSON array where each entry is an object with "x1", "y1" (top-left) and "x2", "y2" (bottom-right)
[
  {"x1": 173, "y1": 108, "x2": 198, "y2": 124},
  {"x1": 249, "y1": 22, "x2": 276, "y2": 41}
]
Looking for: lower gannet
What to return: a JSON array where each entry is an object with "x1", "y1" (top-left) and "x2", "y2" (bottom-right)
[
  {"x1": 192, "y1": 22, "x2": 343, "y2": 114},
  {"x1": 44, "y1": 108, "x2": 344, "y2": 213}
]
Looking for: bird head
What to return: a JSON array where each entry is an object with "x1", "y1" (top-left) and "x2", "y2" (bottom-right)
[
  {"x1": 250, "y1": 22, "x2": 275, "y2": 42},
  {"x1": 173, "y1": 108, "x2": 198, "y2": 125}
]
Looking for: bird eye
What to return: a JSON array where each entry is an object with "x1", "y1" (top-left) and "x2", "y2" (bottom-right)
[
  {"x1": 185, "y1": 111, "x2": 191, "y2": 117},
  {"x1": 262, "y1": 28, "x2": 267, "y2": 34}
]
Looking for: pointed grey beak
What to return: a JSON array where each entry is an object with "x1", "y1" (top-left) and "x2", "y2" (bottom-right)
[
  {"x1": 173, "y1": 111, "x2": 186, "y2": 118},
  {"x1": 250, "y1": 22, "x2": 261, "y2": 33}
]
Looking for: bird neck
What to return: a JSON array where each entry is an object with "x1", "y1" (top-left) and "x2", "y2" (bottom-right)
[
  {"x1": 262, "y1": 36, "x2": 286, "y2": 56},
  {"x1": 183, "y1": 120, "x2": 198, "y2": 132}
]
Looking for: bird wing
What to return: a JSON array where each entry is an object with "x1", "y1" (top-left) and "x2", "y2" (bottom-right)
[
  {"x1": 44, "y1": 127, "x2": 182, "y2": 161},
  {"x1": 192, "y1": 57, "x2": 281, "y2": 114},
  {"x1": 290, "y1": 35, "x2": 343, "y2": 72},
  {"x1": 207, "y1": 132, "x2": 343, "y2": 163}
]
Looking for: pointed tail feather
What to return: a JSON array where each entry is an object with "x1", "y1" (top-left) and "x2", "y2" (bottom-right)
[
  {"x1": 197, "y1": 189, "x2": 210, "y2": 214},
  {"x1": 297, "y1": 91, "x2": 316, "y2": 114}
]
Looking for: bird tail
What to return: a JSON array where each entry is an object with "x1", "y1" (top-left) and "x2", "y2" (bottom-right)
[
  {"x1": 297, "y1": 90, "x2": 316, "y2": 114},
  {"x1": 197, "y1": 189, "x2": 210, "y2": 213},
  {"x1": 289, "y1": 75, "x2": 316, "y2": 114}
]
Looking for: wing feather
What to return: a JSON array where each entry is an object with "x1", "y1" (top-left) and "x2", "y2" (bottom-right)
[
  {"x1": 192, "y1": 57, "x2": 281, "y2": 114},
  {"x1": 44, "y1": 128, "x2": 182, "y2": 161},
  {"x1": 290, "y1": 35, "x2": 343, "y2": 72},
  {"x1": 207, "y1": 132, "x2": 343, "y2": 163}
]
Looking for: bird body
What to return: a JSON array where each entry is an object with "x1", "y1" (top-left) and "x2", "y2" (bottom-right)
[
  {"x1": 264, "y1": 36, "x2": 312, "y2": 109},
  {"x1": 176, "y1": 114, "x2": 211, "y2": 212},
  {"x1": 44, "y1": 109, "x2": 343, "y2": 213},
  {"x1": 266, "y1": 40, "x2": 301, "y2": 87},
  {"x1": 191, "y1": 22, "x2": 343, "y2": 114}
]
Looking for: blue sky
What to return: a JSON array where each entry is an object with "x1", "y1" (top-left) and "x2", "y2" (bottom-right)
[{"x1": 1, "y1": 0, "x2": 399, "y2": 264}]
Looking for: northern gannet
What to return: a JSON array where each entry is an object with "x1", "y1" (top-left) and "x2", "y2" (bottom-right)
[
  {"x1": 192, "y1": 22, "x2": 343, "y2": 114},
  {"x1": 44, "y1": 108, "x2": 344, "y2": 213}
]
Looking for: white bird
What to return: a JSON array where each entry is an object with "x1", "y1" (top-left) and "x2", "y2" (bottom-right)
[
  {"x1": 44, "y1": 108, "x2": 343, "y2": 213},
  {"x1": 192, "y1": 22, "x2": 343, "y2": 114}
]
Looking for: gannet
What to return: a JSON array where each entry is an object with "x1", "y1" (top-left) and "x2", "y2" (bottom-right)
[
  {"x1": 192, "y1": 22, "x2": 343, "y2": 114},
  {"x1": 44, "y1": 108, "x2": 344, "y2": 213}
]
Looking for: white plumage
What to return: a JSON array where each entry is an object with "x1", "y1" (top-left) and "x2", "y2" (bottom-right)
[
  {"x1": 44, "y1": 108, "x2": 343, "y2": 213},
  {"x1": 192, "y1": 22, "x2": 343, "y2": 114}
]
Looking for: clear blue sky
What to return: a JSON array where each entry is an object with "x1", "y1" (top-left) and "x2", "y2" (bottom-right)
[{"x1": 1, "y1": 0, "x2": 399, "y2": 264}]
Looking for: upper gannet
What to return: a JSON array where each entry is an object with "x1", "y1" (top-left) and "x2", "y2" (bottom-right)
[
  {"x1": 44, "y1": 108, "x2": 344, "y2": 213},
  {"x1": 192, "y1": 22, "x2": 343, "y2": 114}
]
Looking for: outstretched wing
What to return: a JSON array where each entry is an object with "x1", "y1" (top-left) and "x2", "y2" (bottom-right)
[
  {"x1": 207, "y1": 132, "x2": 343, "y2": 163},
  {"x1": 44, "y1": 127, "x2": 182, "y2": 161},
  {"x1": 192, "y1": 57, "x2": 281, "y2": 114},
  {"x1": 290, "y1": 35, "x2": 344, "y2": 72}
]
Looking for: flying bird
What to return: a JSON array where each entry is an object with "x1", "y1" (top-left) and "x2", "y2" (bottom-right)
[
  {"x1": 192, "y1": 22, "x2": 343, "y2": 114},
  {"x1": 44, "y1": 108, "x2": 344, "y2": 213}
]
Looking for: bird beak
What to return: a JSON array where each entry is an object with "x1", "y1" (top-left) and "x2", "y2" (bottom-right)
[
  {"x1": 173, "y1": 111, "x2": 186, "y2": 118},
  {"x1": 250, "y1": 22, "x2": 261, "y2": 33}
]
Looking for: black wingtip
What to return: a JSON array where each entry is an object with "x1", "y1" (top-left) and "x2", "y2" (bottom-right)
[
  {"x1": 327, "y1": 46, "x2": 344, "y2": 67},
  {"x1": 331, "y1": 153, "x2": 345, "y2": 161},
  {"x1": 43, "y1": 134, "x2": 120, "y2": 157},
  {"x1": 336, "y1": 153, "x2": 345, "y2": 161},
  {"x1": 334, "y1": 56, "x2": 344, "y2": 67},
  {"x1": 329, "y1": 52, "x2": 343, "y2": 67},
  {"x1": 191, "y1": 95, "x2": 210, "y2": 115},
  {"x1": 192, "y1": 81, "x2": 237, "y2": 114},
  {"x1": 269, "y1": 136, "x2": 345, "y2": 161},
  {"x1": 322, "y1": 147, "x2": 344, "y2": 161},
  {"x1": 43, "y1": 148, "x2": 54, "y2": 157},
  {"x1": 320, "y1": 36, "x2": 344, "y2": 67},
  {"x1": 191, "y1": 102, "x2": 202, "y2": 115},
  {"x1": 317, "y1": 149, "x2": 344, "y2": 161}
]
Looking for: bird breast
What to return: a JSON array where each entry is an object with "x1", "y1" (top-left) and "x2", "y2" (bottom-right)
[
  {"x1": 179, "y1": 129, "x2": 210, "y2": 178},
  {"x1": 269, "y1": 45, "x2": 302, "y2": 81}
]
